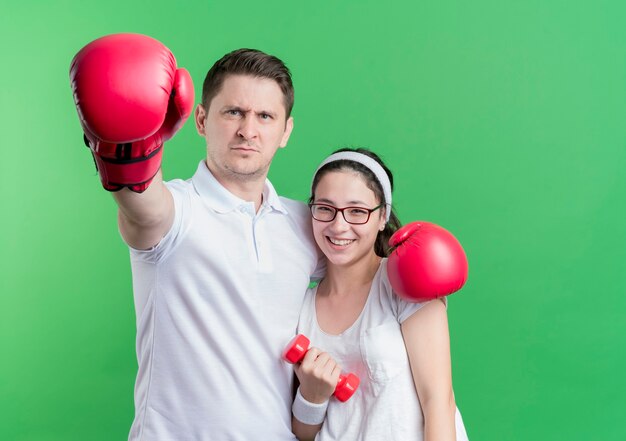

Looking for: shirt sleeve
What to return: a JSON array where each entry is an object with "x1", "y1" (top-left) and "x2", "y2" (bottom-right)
[
  {"x1": 311, "y1": 254, "x2": 327, "y2": 281},
  {"x1": 395, "y1": 295, "x2": 426, "y2": 324},
  {"x1": 296, "y1": 287, "x2": 316, "y2": 336},
  {"x1": 280, "y1": 197, "x2": 326, "y2": 281},
  {"x1": 380, "y1": 260, "x2": 427, "y2": 323}
]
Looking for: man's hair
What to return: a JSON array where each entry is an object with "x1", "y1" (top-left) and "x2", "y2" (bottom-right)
[{"x1": 201, "y1": 48, "x2": 294, "y2": 118}]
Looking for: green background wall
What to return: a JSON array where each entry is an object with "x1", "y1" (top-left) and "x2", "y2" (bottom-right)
[{"x1": 1, "y1": 1, "x2": 624, "y2": 439}]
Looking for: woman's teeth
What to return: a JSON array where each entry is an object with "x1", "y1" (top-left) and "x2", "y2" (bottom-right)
[{"x1": 328, "y1": 238, "x2": 355, "y2": 246}]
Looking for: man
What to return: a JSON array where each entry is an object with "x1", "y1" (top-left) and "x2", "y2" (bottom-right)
[{"x1": 70, "y1": 34, "x2": 322, "y2": 440}]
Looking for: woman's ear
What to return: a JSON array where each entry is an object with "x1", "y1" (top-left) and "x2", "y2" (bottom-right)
[{"x1": 379, "y1": 209, "x2": 387, "y2": 231}]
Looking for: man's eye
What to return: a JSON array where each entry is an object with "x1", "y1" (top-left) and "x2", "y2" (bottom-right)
[
  {"x1": 260, "y1": 113, "x2": 272, "y2": 120},
  {"x1": 226, "y1": 109, "x2": 241, "y2": 116}
]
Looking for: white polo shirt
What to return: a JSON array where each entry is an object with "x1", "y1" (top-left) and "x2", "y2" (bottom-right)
[{"x1": 127, "y1": 161, "x2": 322, "y2": 441}]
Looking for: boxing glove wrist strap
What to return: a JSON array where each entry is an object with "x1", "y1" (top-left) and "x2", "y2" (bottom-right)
[
  {"x1": 85, "y1": 136, "x2": 164, "y2": 193},
  {"x1": 292, "y1": 387, "x2": 329, "y2": 425}
]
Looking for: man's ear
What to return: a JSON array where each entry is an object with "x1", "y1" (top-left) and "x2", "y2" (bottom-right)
[
  {"x1": 195, "y1": 104, "x2": 207, "y2": 135},
  {"x1": 279, "y1": 116, "x2": 294, "y2": 148}
]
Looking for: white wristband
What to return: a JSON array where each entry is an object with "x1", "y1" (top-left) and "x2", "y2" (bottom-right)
[{"x1": 292, "y1": 387, "x2": 329, "y2": 425}]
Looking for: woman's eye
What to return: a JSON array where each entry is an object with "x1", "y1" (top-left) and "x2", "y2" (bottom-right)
[{"x1": 350, "y1": 208, "x2": 368, "y2": 216}]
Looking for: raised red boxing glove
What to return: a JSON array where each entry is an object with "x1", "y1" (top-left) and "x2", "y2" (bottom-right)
[
  {"x1": 387, "y1": 221, "x2": 468, "y2": 302},
  {"x1": 69, "y1": 33, "x2": 194, "y2": 192}
]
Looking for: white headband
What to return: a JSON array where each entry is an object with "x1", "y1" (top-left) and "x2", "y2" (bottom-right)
[{"x1": 312, "y1": 151, "x2": 392, "y2": 222}]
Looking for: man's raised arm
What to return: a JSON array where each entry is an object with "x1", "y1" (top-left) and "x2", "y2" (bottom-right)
[{"x1": 69, "y1": 33, "x2": 194, "y2": 249}]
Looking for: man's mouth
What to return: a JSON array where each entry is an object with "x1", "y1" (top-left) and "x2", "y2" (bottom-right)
[{"x1": 231, "y1": 146, "x2": 258, "y2": 152}]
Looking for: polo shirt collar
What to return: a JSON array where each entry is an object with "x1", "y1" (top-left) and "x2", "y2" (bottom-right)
[{"x1": 191, "y1": 160, "x2": 288, "y2": 215}]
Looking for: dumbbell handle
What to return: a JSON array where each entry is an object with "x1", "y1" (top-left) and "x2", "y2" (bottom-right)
[{"x1": 282, "y1": 334, "x2": 360, "y2": 402}]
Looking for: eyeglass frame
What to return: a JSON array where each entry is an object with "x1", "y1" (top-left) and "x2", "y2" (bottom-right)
[{"x1": 308, "y1": 202, "x2": 384, "y2": 225}]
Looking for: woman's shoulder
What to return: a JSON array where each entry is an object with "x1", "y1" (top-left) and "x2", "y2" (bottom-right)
[{"x1": 374, "y1": 258, "x2": 427, "y2": 323}]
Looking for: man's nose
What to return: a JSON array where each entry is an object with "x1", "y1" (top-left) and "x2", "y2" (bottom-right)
[{"x1": 237, "y1": 116, "x2": 258, "y2": 140}]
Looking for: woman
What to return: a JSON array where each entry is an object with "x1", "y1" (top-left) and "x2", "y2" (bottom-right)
[{"x1": 290, "y1": 148, "x2": 469, "y2": 440}]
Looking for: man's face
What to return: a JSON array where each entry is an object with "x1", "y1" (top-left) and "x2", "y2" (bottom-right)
[{"x1": 195, "y1": 74, "x2": 294, "y2": 183}]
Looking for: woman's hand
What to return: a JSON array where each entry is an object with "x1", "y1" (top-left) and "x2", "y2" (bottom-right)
[{"x1": 294, "y1": 347, "x2": 342, "y2": 404}]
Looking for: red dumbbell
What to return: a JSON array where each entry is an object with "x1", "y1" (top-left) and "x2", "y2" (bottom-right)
[{"x1": 282, "y1": 334, "x2": 360, "y2": 402}]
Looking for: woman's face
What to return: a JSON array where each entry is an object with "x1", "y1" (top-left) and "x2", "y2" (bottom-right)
[{"x1": 311, "y1": 170, "x2": 386, "y2": 267}]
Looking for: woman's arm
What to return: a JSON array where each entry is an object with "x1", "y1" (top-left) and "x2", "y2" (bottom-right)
[
  {"x1": 291, "y1": 348, "x2": 340, "y2": 441},
  {"x1": 292, "y1": 415, "x2": 323, "y2": 441},
  {"x1": 401, "y1": 298, "x2": 457, "y2": 441}
]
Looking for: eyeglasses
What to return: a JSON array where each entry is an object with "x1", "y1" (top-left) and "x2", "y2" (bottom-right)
[{"x1": 309, "y1": 203, "x2": 383, "y2": 225}]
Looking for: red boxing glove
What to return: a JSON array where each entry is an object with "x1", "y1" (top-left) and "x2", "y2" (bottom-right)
[
  {"x1": 387, "y1": 221, "x2": 468, "y2": 302},
  {"x1": 69, "y1": 33, "x2": 194, "y2": 192}
]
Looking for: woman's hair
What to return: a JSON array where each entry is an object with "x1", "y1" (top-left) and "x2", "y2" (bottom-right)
[{"x1": 310, "y1": 147, "x2": 401, "y2": 257}]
